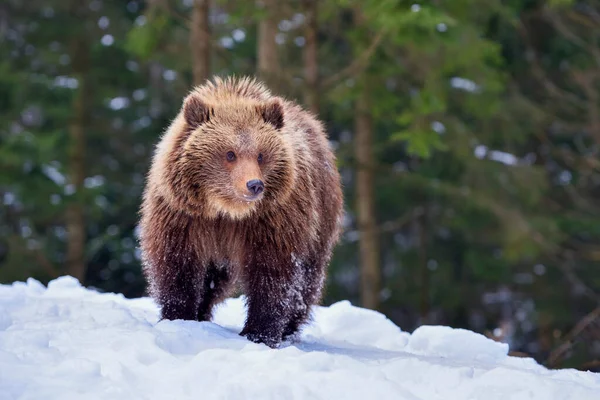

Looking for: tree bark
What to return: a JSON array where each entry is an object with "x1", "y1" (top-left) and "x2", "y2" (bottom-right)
[
  {"x1": 256, "y1": 0, "x2": 280, "y2": 89},
  {"x1": 302, "y1": 0, "x2": 318, "y2": 114},
  {"x1": 190, "y1": 0, "x2": 211, "y2": 86},
  {"x1": 355, "y1": 89, "x2": 380, "y2": 310},
  {"x1": 418, "y1": 209, "x2": 429, "y2": 323},
  {"x1": 66, "y1": 35, "x2": 90, "y2": 283}
]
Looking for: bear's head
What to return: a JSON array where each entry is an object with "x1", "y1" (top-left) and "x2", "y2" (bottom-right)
[{"x1": 167, "y1": 93, "x2": 297, "y2": 219}]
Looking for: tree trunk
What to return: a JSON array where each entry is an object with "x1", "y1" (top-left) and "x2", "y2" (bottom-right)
[
  {"x1": 302, "y1": 0, "x2": 319, "y2": 114},
  {"x1": 256, "y1": 0, "x2": 280, "y2": 89},
  {"x1": 418, "y1": 209, "x2": 429, "y2": 323},
  {"x1": 355, "y1": 89, "x2": 380, "y2": 310},
  {"x1": 190, "y1": 0, "x2": 211, "y2": 86},
  {"x1": 66, "y1": 35, "x2": 90, "y2": 283}
]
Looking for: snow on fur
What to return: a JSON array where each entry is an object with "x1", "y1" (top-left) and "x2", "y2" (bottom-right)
[{"x1": 0, "y1": 276, "x2": 598, "y2": 400}]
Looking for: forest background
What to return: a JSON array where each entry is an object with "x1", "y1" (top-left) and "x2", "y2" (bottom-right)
[{"x1": 1, "y1": 0, "x2": 599, "y2": 371}]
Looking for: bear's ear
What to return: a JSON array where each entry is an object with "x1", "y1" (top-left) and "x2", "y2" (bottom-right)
[
  {"x1": 260, "y1": 100, "x2": 284, "y2": 130},
  {"x1": 183, "y1": 95, "x2": 213, "y2": 128}
]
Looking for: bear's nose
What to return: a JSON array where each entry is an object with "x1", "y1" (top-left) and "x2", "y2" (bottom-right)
[{"x1": 246, "y1": 179, "x2": 264, "y2": 196}]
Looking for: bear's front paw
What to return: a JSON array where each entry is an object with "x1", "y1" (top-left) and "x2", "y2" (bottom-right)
[{"x1": 240, "y1": 327, "x2": 281, "y2": 349}]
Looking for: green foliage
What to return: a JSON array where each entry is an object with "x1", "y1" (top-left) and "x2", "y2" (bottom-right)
[
  {"x1": 548, "y1": 0, "x2": 575, "y2": 8},
  {"x1": 125, "y1": 13, "x2": 170, "y2": 60},
  {"x1": 392, "y1": 88, "x2": 448, "y2": 158}
]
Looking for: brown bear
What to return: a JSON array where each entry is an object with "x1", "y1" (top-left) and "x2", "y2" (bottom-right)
[{"x1": 138, "y1": 76, "x2": 344, "y2": 348}]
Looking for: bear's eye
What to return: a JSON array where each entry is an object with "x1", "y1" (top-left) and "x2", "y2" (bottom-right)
[
  {"x1": 226, "y1": 151, "x2": 236, "y2": 162},
  {"x1": 257, "y1": 153, "x2": 263, "y2": 163}
]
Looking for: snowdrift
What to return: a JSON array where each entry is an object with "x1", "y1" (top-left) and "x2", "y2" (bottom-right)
[{"x1": 0, "y1": 276, "x2": 598, "y2": 400}]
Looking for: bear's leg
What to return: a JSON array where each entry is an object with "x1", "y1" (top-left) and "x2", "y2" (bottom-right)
[
  {"x1": 240, "y1": 260, "x2": 301, "y2": 348},
  {"x1": 281, "y1": 301, "x2": 312, "y2": 342},
  {"x1": 281, "y1": 309, "x2": 309, "y2": 342},
  {"x1": 281, "y1": 258, "x2": 326, "y2": 342},
  {"x1": 197, "y1": 262, "x2": 234, "y2": 322},
  {"x1": 156, "y1": 260, "x2": 203, "y2": 321}
]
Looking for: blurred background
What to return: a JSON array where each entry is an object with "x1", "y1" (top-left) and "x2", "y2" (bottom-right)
[{"x1": 1, "y1": 0, "x2": 599, "y2": 371}]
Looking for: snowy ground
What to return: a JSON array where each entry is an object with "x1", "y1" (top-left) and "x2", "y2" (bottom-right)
[{"x1": 0, "y1": 277, "x2": 598, "y2": 400}]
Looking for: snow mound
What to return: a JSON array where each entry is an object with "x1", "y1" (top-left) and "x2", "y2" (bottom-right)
[{"x1": 0, "y1": 277, "x2": 598, "y2": 400}]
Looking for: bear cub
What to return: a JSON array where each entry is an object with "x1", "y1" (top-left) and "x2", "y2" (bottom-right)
[{"x1": 139, "y1": 76, "x2": 344, "y2": 348}]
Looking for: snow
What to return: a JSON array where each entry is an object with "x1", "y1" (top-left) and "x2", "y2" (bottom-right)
[
  {"x1": 1, "y1": 277, "x2": 598, "y2": 400},
  {"x1": 473, "y1": 145, "x2": 519, "y2": 166}
]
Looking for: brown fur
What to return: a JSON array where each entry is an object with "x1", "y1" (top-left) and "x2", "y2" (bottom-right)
[{"x1": 138, "y1": 76, "x2": 344, "y2": 347}]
